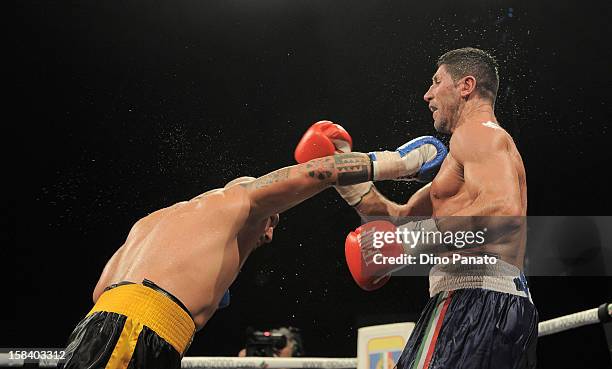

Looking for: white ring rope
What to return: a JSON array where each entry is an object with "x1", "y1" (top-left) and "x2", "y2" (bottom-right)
[
  {"x1": 181, "y1": 357, "x2": 358, "y2": 369},
  {"x1": 538, "y1": 302, "x2": 610, "y2": 337},
  {"x1": 0, "y1": 356, "x2": 358, "y2": 368},
  {"x1": 0, "y1": 303, "x2": 608, "y2": 368}
]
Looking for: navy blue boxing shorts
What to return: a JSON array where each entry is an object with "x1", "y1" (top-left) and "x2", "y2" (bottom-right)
[{"x1": 396, "y1": 260, "x2": 538, "y2": 369}]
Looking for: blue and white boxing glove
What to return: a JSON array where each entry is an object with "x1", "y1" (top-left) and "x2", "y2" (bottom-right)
[{"x1": 368, "y1": 136, "x2": 447, "y2": 182}]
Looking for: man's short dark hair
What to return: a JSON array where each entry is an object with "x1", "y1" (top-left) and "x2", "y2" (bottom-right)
[
  {"x1": 273, "y1": 327, "x2": 304, "y2": 357},
  {"x1": 437, "y1": 47, "x2": 499, "y2": 103}
]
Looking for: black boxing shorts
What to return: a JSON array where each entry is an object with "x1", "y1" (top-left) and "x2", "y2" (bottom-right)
[{"x1": 59, "y1": 279, "x2": 195, "y2": 369}]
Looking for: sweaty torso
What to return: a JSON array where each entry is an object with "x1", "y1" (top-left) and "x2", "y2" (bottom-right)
[
  {"x1": 429, "y1": 121, "x2": 528, "y2": 268},
  {"x1": 93, "y1": 185, "x2": 260, "y2": 329}
]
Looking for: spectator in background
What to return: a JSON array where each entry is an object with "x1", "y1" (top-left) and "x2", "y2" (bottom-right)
[{"x1": 238, "y1": 327, "x2": 304, "y2": 357}]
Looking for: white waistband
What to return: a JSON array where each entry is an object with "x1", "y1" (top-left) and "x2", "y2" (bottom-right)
[{"x1": 428, "y1": 259, "x2": 531, "y2": 300}]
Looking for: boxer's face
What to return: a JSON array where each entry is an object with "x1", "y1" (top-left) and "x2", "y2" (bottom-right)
[{"x1": 424, "y1": 65, "x2": 461, "y2": 134}]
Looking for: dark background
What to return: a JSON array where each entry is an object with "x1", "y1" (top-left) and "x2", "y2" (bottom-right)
[{"x1": 10, "y1": 1, "x2": 612, "y2": 368}]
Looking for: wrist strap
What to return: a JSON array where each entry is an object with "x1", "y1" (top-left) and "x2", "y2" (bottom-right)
[
  {"x1": 335, "y1": 182, "x2": 373, "y2": 206},
  {"x1": 369, "y1": 151, "x2": 403, "y2": 180}
]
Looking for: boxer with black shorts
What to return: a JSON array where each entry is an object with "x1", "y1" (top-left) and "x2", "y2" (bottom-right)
[{"x1": 60, "y1": 136, "x2": 446, "y2": 369}]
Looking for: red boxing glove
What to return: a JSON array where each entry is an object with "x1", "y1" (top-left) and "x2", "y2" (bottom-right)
[
  {"x1": 294, "y1": 120, "x2": 353, "y2": 163},
  {"x1": 344, "y1": 220, "x2": 406, "y2": 291}
]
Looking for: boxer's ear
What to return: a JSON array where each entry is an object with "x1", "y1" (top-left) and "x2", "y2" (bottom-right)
[
  {"x1": 270, "y1": 214, "x2": 280, "y2": 228},
  {"x1": 459, "y1": 75, "x2": 477, "y2": 98}
]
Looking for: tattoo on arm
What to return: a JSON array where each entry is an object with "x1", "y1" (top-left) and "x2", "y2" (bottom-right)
[
  {"x1": 242, "y1": 153, "x2": 371, "y2": 192},
  {"x1": 300, "y1": 154, "x2": 371, "y2": 185},
  {"x1": 243, "y1": 168, "x2": 291, "y2": 190},
  {"x1": 334, "y1": 153, "x2": 370, "y2": 185},
  {"x1": 304, "y1": 157, "x2": 334, "y2": 181}
]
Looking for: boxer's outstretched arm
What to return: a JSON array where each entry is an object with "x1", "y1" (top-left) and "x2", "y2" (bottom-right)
[
  {"x1": 402, "y1": 183, "x2": 433, "y2": 216},
  {"x1": 243, "y1": 153, "x2": 373, "y2": 219}
]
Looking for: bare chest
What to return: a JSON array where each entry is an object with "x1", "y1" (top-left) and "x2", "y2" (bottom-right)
[{"x1": 430, "y1": 154, "x2": 472, "y2": 215}]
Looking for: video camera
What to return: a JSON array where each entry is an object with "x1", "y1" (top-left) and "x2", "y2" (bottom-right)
[{"x1": 245, "y1": 329, "x2": 288, "y2": 357}]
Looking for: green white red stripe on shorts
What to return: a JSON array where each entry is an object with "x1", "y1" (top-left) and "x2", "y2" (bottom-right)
[{"x1": 411, "y1": 291, "x2": 454, "y2": 369}]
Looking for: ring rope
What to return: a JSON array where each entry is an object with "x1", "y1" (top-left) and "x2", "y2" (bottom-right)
[
  {"x1": 0, "y1": 303, "x2": 608, "y2": 368},
  {"x1": 181, "y1": 357, "x2": 358, "y2": 369},
  {"x1": 538, "y1": 302, "x2": 611, "y2": 337}
]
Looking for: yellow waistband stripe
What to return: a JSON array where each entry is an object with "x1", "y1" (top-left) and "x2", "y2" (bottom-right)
[
  {"x1": 88, "y1": 284, "x2": 195, "y2": 355},
  {"x1": 105, "y1": 319, "x2": 144, "y2": 369}
]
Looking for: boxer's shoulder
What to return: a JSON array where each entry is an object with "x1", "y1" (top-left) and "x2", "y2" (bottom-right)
[
  {"x1": 191, "y1": 185, "x2": 245, "y2": 204},
  {"x1": 455, "y1": 119, "x2": 508, "y2": 137},
  {"x1": 451, "y1": 120, "x2": 512, "y2": 157},
  {"x1": 178, "y1": 186, "x2": 251, "y2": 226}
]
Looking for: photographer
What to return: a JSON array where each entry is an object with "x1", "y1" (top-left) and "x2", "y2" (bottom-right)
[{"x1": 238, "y1": 327, "x2": 304, "y2": 358}]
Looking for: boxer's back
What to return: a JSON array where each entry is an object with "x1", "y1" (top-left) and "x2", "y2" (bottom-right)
[{"x1": 93, "y1": 185, "x2": 252, "y2": 328}]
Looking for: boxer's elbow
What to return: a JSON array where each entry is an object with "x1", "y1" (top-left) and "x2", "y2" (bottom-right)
[
  {"x1": 478, "y1": 191, "x2": 522, "y2": 217},
  {"x1": 498, "y1": 204, "x2": 523, "y2": 231},
  {"x1": 470, "y1": 199, "x2": 523, "y2": 237},
  {"x1": 496, "y1": 191, "x2": 523, "y2": 216},
  {"x1": 486, "y1": 200, "x2": 523, "y2": 231}
]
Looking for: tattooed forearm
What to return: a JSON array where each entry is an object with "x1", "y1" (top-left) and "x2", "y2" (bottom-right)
[
  {"x1": 246, "y1": 167, "x2": 291, "y2": 189},
  {"x1": 334, "y1": 153, "x2": 371, "y2": 185},
  {"x1": 243, "y1": 153, "x2": 371, "y2": 194},
  {"x1": 303, "y1": 157, "x2": 335, "y2": 181},
  {"x1": 298, "y1": 153, "x2": 371, "y2": 185}
]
